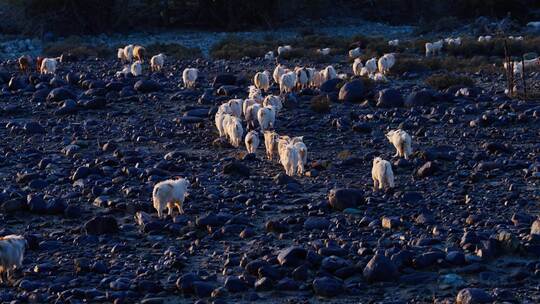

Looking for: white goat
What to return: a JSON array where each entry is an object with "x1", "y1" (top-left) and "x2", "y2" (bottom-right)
[
  {"x1": 150, "y1": 53, "x2": 166, "y2": 72},
  {"x1": 317, "y1": 48, "x2": 331, "y2": 56},
  {"x1": 254, "y1": 72, "x2": 270, "y2": 91},
  {"x1": 353, "y1": 58, "x2": 363, "y2": 76},
  {"x1": 182, "y1": 68, "x2": 198, "y2": 89},
  {"x1": 273, "y1": 64, "x2": 286, "y2": 84},
  {"x1": 0, "y1": 235, "x2": 26, "y2": 284},
  {"x1": 227, "y1": 99, "x2": 243, "y2": 118},
  {"x1": 40, "y1": 58, "x2": 58, "y2": 75},
  {"x1": 321, "y1": 65, "x2": 337, "y2": 82},
  {"x1": 365, "y1": 58, "x2": 378, "y2": 75},
  {"x1": 386, "y1": 129, "x2": 412, "y2": 159},
  {"x1": 245, "y1": 131, "x2": 260, "y2": 154},
  {"x1": 477, "y1": 35, "x2": 493, "y2": 42},
  {"x1": 123, "y1": 44, "x2": 134, "y2": 62},
  {"x1": 349, "y1": 47, "x2": 361, "y2": 58},
  {"x1": 425, "y1": 40, "x2": 443, "y2": 57},
  {"x1": 264, "y1": 131, "x2": 279, "y2": 161},
  {"x1": 388, "y1": 39, "x2": 399, "y2": 46},
  {"x1": 131, "y1": 60, "x2": 142, "y2": 76},
  {"x1": 277, "y1": 45, "x2": 292, "y2": 56},
  {"x1": 116, "y1": 65, "x2": 131, "y2": 78},
  {"x1": 223, "y1": 114, "x2": 244, "y2": 147},
  {"x1": 372, "y1": 157, "x2": 395, "y2": 190},
  {"x1": 377, "y1": 53, "x2": 396, "y2": 75},
  {"x1": 152, "y1": 178, "x2": 190, "y2": 218},
  {"x1": 117, "y1": 48, "x2": 127, "y2": 63},
  {"x1": 280, "y1": 142, "x2": 299, "y2": 176},
  {"x1": 279, "y1": 71, "x2": 297, "y2": 94},
  {"x1": 257, "y1": 106, "x2": 276, "y2": 131},
  {"x1": 295, "y1": 67, "x2": 310, "y2": 90},
  {"x1": 263, "y1": 95, "x2": 282, "y2": 113},
  {"x1": 291, "y1": 137, "x2": 307, "y2": 175},
  {"x1": 248, "y1": 85, "x2": 264, "y2": 103},
  {"x1": 265, "y1": 51, "x2": 275, "y2": 60},
  {"x1": 245, "y1": 103, "x2": 262, "y2": 129}
]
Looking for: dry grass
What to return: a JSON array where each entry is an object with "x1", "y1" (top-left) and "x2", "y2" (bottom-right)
[{"x1": 425, "y1": 73, "x2": 474, "y2": 90}]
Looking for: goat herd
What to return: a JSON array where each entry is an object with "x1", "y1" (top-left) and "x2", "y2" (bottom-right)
[{"x1": 0, "y1": 31, "x2": 538, "y2": 303}]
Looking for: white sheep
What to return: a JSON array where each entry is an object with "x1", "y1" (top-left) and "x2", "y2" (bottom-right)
[
  {"x1": 295, "y1": 67, "x2": 310, "y2": 89},
  {"x1": 277, "y1": 135, "x2": 291, "y2": 162},
  {"x1": 123, "y1": 44, "x2": 134, "y2": 62},
  {"x1": 131, "y1": 60, "x2": 142, "y2": 76},
  {"x1": 371, "y1": 157, "x2": 395, "y2": 190},
  {"x1": 152, "y1": 178, "x2": 190, "y2": 218},
  {"x1": 227, "y1": 99, "x2": 243, "y2": 118},
  {"x1": 263, "y1": 95, "x2": 282, "y2": 113},
  {"x1": 116, "y1": 65, "x2": 131, "y2": 78},
  {"x1": 377, "y1": 53, "x2": 396, "y2": 75},
  {"x1": 321, "y1": 65, "x2": 337, "y2": 82},
  {"x1": 353, "y1": 58, "x2": 363, "y2": 76},
  {"x1": 245, "y1": 131, "x2": 260, "y2": 154},
  {"x1": 264, "y1": 131, "x2": 279, "y2": 161},
  {"x1": 215, "y1": 111, "x2": 227, "y2": 137},
  {"x1": 273, "y1": 64, "x2": 286, "y2": 84},
  {"x1": 291, "y1": 137, "x2": 307, "y2": 175},
  {"x1": 0, "y1": 235, "x2": 26, "y2": 284},
  {"x1": 279, "y1": 71, "x2": 297, "y2": 94},
  {"x1": 150, "y1": 53, "x2": 166, "y2": 72},
  {"x1": 510, "y1": 57, "x2": 540, "y2": 75},
  {"x1": 386, "y1": 129, "x2": 412, "y2": 159},
  {"x1": 257, "y1": 105, "x2": 276, "y2": 131},
  {"x1": 223, "y1": 114, "x2": 244, "y2": 147},
  {"x1": 245, "y1": 103, "x2": 262, "y2": 129},
  {"x1": 265, "y1": 51, "x2": 275, "y2": 60},
  {"x1": 508, "y1": 36, "x2": 523, "y2": 41},
  {"x1": 317, "y1": 48, "x2": 331, "y2": 55},
  {"x1": 365, "y1": 58, "x2": 378, "y2": 75},
  {"x1": 445, "y1": 37, "x2": 462, "y2": 46},
  {"x1": 254, "y1": 72, "x2": 270, "y2": 91},
  {"x1": 182, "y1": 68, "x2": 198, "y2": 89},
  {"x1": 243, "y1": 98, "x2": 257, "y2": 118},
  {"x1": 218, "y1": 103, "x2": 233, "y2": 116},
  {"x1": 40, "y1": 58, "x2": 58, "y2": 75},
  {"x1": 477, "y1": 35, "x2": 492, "y2": 42},
  {"x1": 280, "y1": 142, "x2": 299, "y2": 176},
  {"x1": 388, "y1": 39, "x2": 399, "y2": 46},
  {"x1": 349, "y1": 47, "x2": 361, "y2": 58}
]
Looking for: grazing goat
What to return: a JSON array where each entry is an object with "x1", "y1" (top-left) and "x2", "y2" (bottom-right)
[
  {"x1": 40, "y1": 58, "x2": 58, "y2": 75},
  {"x1": 425, "y1": 40, "x2": 443, "y2": 57},
  {"x1": 444, "y1": 37, "x2": 462, "y2": 46},
  {"x1": 116, "y1": 65, "x2": 131, "y2": 77},
  {"x1": 263, "y1": 95, "x2": 282, "y2": 113},
  {"x1": 295, "y1": 67, "x2": 310, "y2": 90},
  {"x1": 321, "y1": 65, "x2": 337, "y2": 82},
  {"x1": 248, "y1": 85, "x2": 263, "y2": 103},
  {"x1": 152, "y1": 178, "x2": 190, "y2": 218},
  {"x1": 310, "y1": 70, "x2": 324, "y2": 88},
  {"x1": 508, "y1": 36, "x2": 523, "y2": 41},
  {"x1": 477, "y1": 35, "x2": 492, "y2": 42},
  {"x1": 353, "y1": 58, "x2": 363, "y2": 76},
  {"x1": 245, "y1": 131, "x2": 260, "y2": 154},
  {"x1": 377, "y1": 53, "x2": 396, "y2": 75},
  {"x1": 265, "y1": 51, "x2": 275, "y2": 60},
  {"x1": 0, "y1": 235, "x2": 27, "y2": 284},
  {"x1": 317, "y1": 48, "x2": 331, "y2": 55},
  {"x1": 215, "y1": 111, "x2": 227, "y2": 137},
  {"x1": 365, "y1": 58, "x2": 378, "y2": 75},
  {"x1": 182, "y1": 68, "x2": 198, "y2": 89},
  {"x1": 388, "y1": 39, "x2": 399, "y2": 46},
  {"x1": 227, "y1": 99, "x2": 243, "y2": 118},
  {"x1": 224, "y1": 114, "x2": 244, "y2": 147},
  {"x1": 386, "y1": 129, "x2": 412, "y2": 159},
  {"x1": 243, "y1": 98, "x2": 257, "y2": 118},
  {"x1": 372, "y1": 157, "x2": 395, "y2": 190},
  {"x1": 133, "y1": 45, "x2": 146, "y2": 62},
  {"x1": 150, "y1": 53, "x2": 166, "y2": 72},
  {"x1": 35, "y1": 57, "x2": 44, "y2": 72},
  {"x1": 370, "y1": 72, "x2": 388, "y2": 82},
  {"x1": 131, "y1": 61, "x2": 142, "y2": 76},
  {"x1": 264, "y1": 131, "x2": 279, "y2": 161},
  {"x1": 245, "y1": 103, "x2": 262, "y2": 129},
  {"x1": 254, "y1": 72, "x2": 270, "y2": 91},
  {"x1": 277, "y1": 45, "x2": 292, "y2": 56},
  {"x1": 279, "y1": 71, "x2": 297, "y2": 94},
  {"x1": 123, "y1": 44, "x2": 134, "y2": 62},
  {"x1": 273, "y1": 64, "x2": 286, "y2": 84},
  {"x1": 280, "y1": 142, "x2": 299, "y2": 176},
  {"x1": 291, "y1": 137, "x2": 307, "y2": 175},
  {"x1": 257, "y1": 106, "x2": 276, "y2": 131},
  {"x1": 349, "y1": 47, "x2": 361, "y2": 58},
  {"x1": 117, "y1": 48, "x2": 126, "y2": 63},
  {"x1": 18, "y1": 55, "x2": 32, "y2": 73}
]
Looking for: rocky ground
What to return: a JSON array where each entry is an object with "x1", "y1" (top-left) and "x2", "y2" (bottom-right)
[{"x1": 0, "y1": 46, "x2": 540, "y2": 304}]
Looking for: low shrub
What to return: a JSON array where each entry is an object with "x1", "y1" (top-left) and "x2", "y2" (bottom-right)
[
  {"x1": 145, "y1": 43, "x2": 201, "y2": 59},
  {"x1": 425, "y1": 73, "x2": 474, "y2": 90}
]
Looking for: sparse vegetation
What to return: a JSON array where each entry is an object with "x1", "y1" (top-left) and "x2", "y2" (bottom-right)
[
  {"x1": 146, "y1": 43, "x2": 201, "y2": 60},
  {"x1": 425, "y1": 73, "x2": 474, "y2": 90},
  {"x1": 43, "y1": 36, "x2": 111, "y2": 58}
]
